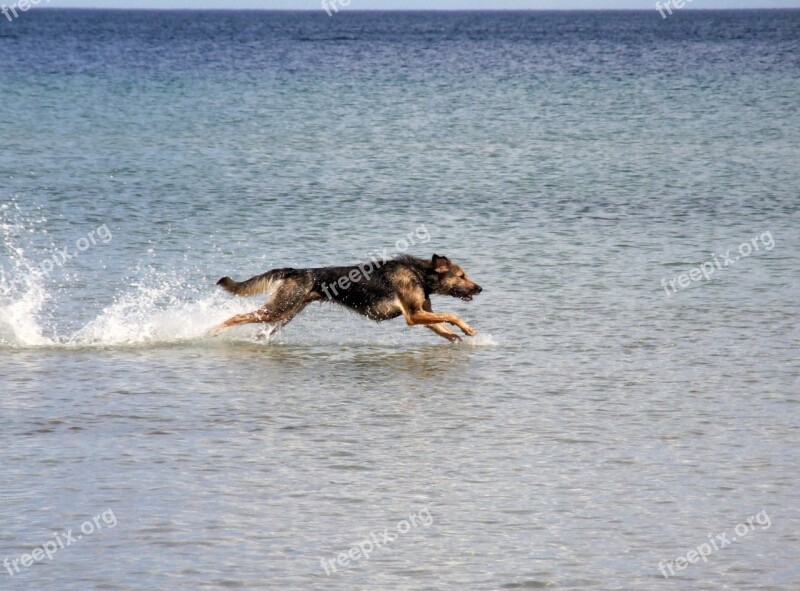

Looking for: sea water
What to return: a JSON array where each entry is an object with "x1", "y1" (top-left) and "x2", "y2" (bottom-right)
[{"x1": 1, "y1": 9, "x2": 799, "y2": 590}]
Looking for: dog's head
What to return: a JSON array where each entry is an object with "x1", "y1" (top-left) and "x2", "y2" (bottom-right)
[{"x1": 429, "y1": 254, "x2": 482, "y2": 301}]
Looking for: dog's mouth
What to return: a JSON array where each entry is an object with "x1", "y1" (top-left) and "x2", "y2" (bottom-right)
[{"x1": 461, "y1": 294, "x2": 473, "y2": 302}]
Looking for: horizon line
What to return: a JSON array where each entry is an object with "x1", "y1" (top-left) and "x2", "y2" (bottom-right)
[{"x1": 24, "y1": 6, "x2": 800, "y2": 10}]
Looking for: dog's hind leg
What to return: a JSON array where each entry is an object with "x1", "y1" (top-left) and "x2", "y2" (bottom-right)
[
  {"x1": 210, "y1": 309, "x2": 278, "y2": 336},
  {"x1": 211, "y1": 277, "x2": 312, "y2": 337},
  {"x1": 210, "y1": 306, "x2": 304, "y2": 337},
  {"x1": 254, "y1": 315, "x2": 297, "y2": 340},
  {"x1": 426, "y1": 323, "x2": 462, "y2": 343}
]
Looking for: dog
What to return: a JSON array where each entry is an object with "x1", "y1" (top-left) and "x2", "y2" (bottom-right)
[{"x1": 211, "y1": 254, "x2": 482, "y2": 342}]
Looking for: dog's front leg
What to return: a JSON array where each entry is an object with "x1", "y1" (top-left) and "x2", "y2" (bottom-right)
[
  {"x1": 426, "y1": 323, "x2": 462, "y2": 343},
  {"x1": 403, "y1": 310, "x2": 476, "y2": 336},
  {"x1": 443, "y1": 314, "x2": 476, "y2": 336}
]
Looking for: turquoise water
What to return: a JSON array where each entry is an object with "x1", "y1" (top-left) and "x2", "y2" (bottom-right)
[{"x1": 1, "y1": 10, "x2": 799, "y2": 590}]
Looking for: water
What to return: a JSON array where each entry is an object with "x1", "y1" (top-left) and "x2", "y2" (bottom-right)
[{"x1": 1, "y1": 9, "x2": 799, "y2": 590}]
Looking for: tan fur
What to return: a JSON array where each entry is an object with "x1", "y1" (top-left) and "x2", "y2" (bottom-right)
[
  {"x1": 218, "y1": 274, "x2": 282, "y2": 297},
  {"x1": 392, "y1": 259, "x2": 479, "y2": 338}
]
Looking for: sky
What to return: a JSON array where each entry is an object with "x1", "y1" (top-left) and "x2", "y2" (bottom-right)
[{"x1": 34, "y1": 1, "x2": 800, "y2": 9}]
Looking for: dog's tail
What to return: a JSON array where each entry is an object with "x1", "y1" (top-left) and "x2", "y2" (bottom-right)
[{"x1": 216, "y1": 271, "x2": 281, "y2": 297}]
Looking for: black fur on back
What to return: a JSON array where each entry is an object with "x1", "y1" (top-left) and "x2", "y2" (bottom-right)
[{"x1": 308, "y1": 256, "x2": 435, "y2": 319}]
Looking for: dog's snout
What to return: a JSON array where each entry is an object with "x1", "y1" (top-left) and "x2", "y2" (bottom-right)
[{"x1": 473, "y1": 285, "x2": 482, "y2": 294}]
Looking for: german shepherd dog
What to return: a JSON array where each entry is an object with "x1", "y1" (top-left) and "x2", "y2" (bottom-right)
[{"x1": 211, "y1": 254, "x2": 482, "y2": 342}]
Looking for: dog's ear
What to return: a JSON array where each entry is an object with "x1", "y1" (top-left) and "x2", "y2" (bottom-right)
[{"x1": 432, "y1": 254, "x2": 451, "y2": 274}]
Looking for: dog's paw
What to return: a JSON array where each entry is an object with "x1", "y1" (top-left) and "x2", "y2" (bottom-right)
[{"x1": 462, "y1": 325, "x2": 476, "y2": 337}]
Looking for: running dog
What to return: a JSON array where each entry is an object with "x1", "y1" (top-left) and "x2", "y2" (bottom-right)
[{"x1": 211, "y1": 254, "x2": 482, "y2": 342}]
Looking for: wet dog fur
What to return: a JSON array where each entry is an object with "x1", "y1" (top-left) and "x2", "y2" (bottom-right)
[{"x1": 211, "y1": 254, "x2": 482, "y2": 342}]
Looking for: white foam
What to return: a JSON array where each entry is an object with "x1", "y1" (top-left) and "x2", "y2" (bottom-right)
[
  {"x1": 465, "y1": 332, "x2": 498, "y2": 347},
  {"x1": 0, "y1": 262, "x2": 50, "y2": 347},
  {"x1": 69, "y1": 284, "x2": 254, "y2": 347},
  {"x1": 0, "y1": 206, "x2": 51, "y2": 346},
  {"x1": 1, "y1": 207, "x2": 255, "y2": 348},
  {"x1": 0, "y1": 274, "x2": 259, "y2": 349}
]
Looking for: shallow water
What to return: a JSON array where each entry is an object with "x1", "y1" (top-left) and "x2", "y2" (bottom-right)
[{"x1": 1, "y1": 9, "x2": 799, "y2": 590}]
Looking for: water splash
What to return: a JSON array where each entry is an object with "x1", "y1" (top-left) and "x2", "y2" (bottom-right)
[
  {"x1": 465, "y1": 333, "x2": 498, "y2": 347},
  {"x1": 1, "y1": 205, "x2": 255, "y2": 348},
  {"x1": 0, "y1": 203, "x2": 51, "y2": 346},
  {"x1": 69, "y1": 275, "x2": 254, "y2": 347}
]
